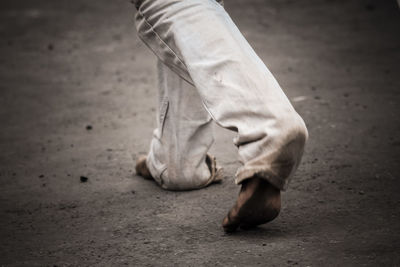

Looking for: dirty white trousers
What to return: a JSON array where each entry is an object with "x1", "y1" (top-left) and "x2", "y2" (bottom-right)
[{"x1": 133, "y1": 0, "x2": 308, "y2": 191}]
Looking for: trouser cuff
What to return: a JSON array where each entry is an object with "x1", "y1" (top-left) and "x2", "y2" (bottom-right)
[{"x1": 235, "y1": 167, "x2": 288, "y2": 191}]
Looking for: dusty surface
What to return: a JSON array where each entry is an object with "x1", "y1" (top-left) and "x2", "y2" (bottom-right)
[{"x1": 1, "y1": 0, "x2": 400, "y2": 266}]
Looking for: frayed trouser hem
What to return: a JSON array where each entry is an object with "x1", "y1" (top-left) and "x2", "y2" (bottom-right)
[
  {"x1": 146, "y1": 153, "x2": 224, "y2": 191},
  {"x1": 235, "y1": 168, "x2": 288, "y2": 191}
]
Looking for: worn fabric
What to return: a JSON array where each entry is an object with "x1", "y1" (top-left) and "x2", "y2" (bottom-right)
[
  {"x1": 133, "y1": 0, "x2": 308, "y2": 190},
  {"x1": 146, "y1": 60, "x2": 223, "y2": 190}
]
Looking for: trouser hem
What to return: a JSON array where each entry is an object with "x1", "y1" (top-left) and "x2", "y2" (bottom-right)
[
  {"x1": 146, "y1": 153, "x2": 224, "y2": 191},
  {"x1": 145, "y1": 152, "x2": 166, "y2": 186},
  {"x1": 235, "y1": 167, "x2": 287, "y2": 191}
]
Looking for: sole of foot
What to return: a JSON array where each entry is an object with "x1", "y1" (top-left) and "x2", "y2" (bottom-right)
[{"x1": 222, "y1": 176, "x2": 281, "y2": 232}]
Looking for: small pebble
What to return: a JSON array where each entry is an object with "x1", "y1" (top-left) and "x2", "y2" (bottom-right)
[
  {"x1": 86, "y1": 125, "x2": 93, "y2": 130},
  {"x1": 80, "y1": 176, "x2": 88, "y2": 182}
]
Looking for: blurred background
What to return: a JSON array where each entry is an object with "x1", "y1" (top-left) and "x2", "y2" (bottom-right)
[{"x1": 0, "y1": 0, "x2": 399, "y2": 265}]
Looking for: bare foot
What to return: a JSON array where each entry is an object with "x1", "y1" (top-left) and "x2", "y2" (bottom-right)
[
  {"x1": 222, "y1": 176, "x2": 281, "y2": 232},
  {"x1": 135, "y1": 155, "x2": 153, "y2": 180}
]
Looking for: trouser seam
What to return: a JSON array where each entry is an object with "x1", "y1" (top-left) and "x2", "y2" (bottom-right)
[
  {"x1": 159, "y1": 97, "x2": 169, "y2": 137},
  {"x1": 136, "y1": 8, "x2": 190, "y2": 82}
]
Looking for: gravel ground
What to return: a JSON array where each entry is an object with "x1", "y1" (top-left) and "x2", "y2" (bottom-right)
[{"x1": 0, "y1": 0, "x2": 400, "y2": 266}]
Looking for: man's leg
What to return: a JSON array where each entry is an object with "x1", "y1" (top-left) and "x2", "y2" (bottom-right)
[
  {"x1": 134, "y1": 0, "x2": 308, "y2": 230},
  {"x1": 136, "y1": 59, "x2": 223, "y2": 190}
]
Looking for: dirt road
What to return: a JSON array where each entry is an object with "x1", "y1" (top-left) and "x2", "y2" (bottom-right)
[{"x1": 1, "y1": 0, "x2": 399, "y2": 266}]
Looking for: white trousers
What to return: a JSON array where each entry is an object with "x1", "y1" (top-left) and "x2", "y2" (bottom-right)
[{"x1": 134, "y1": 0, "x2": 308, "y2": 191}]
